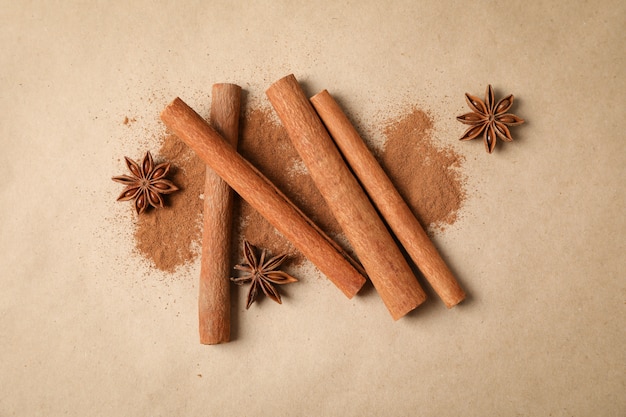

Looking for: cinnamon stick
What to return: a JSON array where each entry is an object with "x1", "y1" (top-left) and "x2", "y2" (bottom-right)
[
  {"x1": 310, "y1": 90, "x2": 466, "y2": 308},
  {"x1": 161, "y1": 97, "x2": 366, "y2": 299},
  {"x1": 199, "y1": 83, "x2": 240, "y2": 345},
  {"x1": 266, "y1": 74, "x2": 426, "y2": 320}
]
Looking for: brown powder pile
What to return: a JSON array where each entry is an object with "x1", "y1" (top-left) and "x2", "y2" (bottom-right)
[
  {"x1": 232, "y1": 107, "x2": 342, "y2": 265},
  {"x1": 379, "y1": 107, "x2": 465, "y2": 233},
  {"x1": 134, "y1": 133, "x2": 205, "y2": 272},
  {"x1": 131, "y1": 104, "x2": 465, "y2": 273}
]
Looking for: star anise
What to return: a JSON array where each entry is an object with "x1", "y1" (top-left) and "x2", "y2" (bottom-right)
[
  {"x1": 112, "y1": 151, "x2": 179, "y2": 214},
  {"x1": 230, "y1": 240, "x2": 298, "y2": 309},
  {"x1": 457, "y1": 85, "x2": 525, "y2": 153}
]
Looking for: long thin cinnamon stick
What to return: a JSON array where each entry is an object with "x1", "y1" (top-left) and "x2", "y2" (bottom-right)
[
  {"x1": 199, "y1": 83, "x2": 240, "y2": 345},
  {"x1": 161, "y1": 97, "x2": 366, "y2": 299},
  {"x1": 266, "y1": 74, "x2": 427, "y2": 320},
  {"x1": 310, "y1": 90, "x2": 466, "y2": 308}
]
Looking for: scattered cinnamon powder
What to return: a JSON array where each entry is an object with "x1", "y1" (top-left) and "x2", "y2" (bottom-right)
[
  {"x1": 131, "y1": 104, "x2": 465, "y2": 273},
  {"x1": 232, "y1": 107, "x2": 342, "y2": 265},
  {"x1": 379, "y1": 107, "x2": 465, "y2": 233},
  {"x1": 134, "y1": 133, "x2": 205, "y2": 272}
]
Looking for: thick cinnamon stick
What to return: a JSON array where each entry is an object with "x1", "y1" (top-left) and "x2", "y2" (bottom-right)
[
  {"x1": 199, "y1": 83, "x2": 240, "y2": 345},
  {"x1": 266, "y1": 74, "x2": 426, "y2": 320},
  {"x1": 161, "y1": 97, "x2": 366, "y2": 299},
  {"x1": 310, "y1": 90, "x2": 466, "y2": 308}
]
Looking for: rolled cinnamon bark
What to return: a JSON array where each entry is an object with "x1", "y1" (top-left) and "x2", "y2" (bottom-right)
[
  {"x1": 266, "y1": 74, "x2": 426, "y2": 320},
  {"x1": 199, "y1": 83, "x2": 240, "y2": 345},
  {"x1": 161, "y1": 97, "x2": 366, "y2": 300},
  {"x1": 310, "y1": 90, "x2": 466, "y2": 308}
]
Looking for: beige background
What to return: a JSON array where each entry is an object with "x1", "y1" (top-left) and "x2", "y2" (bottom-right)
[{"x1": 1, "y1": 1, "x2": 624, "y2": 415}]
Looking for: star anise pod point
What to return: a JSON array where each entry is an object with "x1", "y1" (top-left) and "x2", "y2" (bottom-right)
[
  {"x1": 230, "y1": 240, "x2": 298, "y2": 309},
  {"x1": 457, "y1": 84, "x2": 525, "y2": 153},
  {"x1": 112, "y1": 151, "x2": 179, "y2": 214}
]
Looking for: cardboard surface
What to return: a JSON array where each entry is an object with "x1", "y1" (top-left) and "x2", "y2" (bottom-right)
[{"x1": 1, "y1": 1, "x2": 624, "y2": 415}]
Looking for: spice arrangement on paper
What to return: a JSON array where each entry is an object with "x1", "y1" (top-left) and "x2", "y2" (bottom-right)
[{"x1": 113, "y1": 74, "x2": 524, "y2": 344}]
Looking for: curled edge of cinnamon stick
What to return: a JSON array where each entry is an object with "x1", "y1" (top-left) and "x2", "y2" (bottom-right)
[
  {"x1": 199, "y1": 83, "x2": 241, "y2": 345},
  {"x1": 310, "y1": 90, "x2": 466, "y2": 308},
  {"x1": 160, "y1": 97, "x2": 366, "y2": 300},
  {"x1": 266, "y1": 74, "x2": 427, "y2": 320}
]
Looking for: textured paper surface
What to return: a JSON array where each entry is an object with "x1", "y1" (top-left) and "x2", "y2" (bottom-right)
[{"x1": 1, "y1": 1, "x2": 624, "y2": 415}]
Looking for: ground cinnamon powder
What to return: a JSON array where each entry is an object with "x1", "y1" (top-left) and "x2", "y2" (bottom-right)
[
  {"x1": 134, "y1": 133, "x2": 205, "y2": 272},
  {"x1": 133, "y1": 104, "x2": 465, "y2": 272},
  {"x1": 378, "y1": 107, "x2": 465, "y2": 233},
  {"x1": 232, "y1": 107, "x2": 342, "y2": 265}
]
